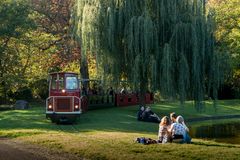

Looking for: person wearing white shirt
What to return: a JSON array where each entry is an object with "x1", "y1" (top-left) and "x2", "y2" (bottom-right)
[{"x1": 169, "y1": 112, "x2": 191, "y2": 143}]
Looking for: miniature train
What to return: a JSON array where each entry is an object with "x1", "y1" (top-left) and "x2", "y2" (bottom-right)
[{"x1": 46, "y1": 72, "x2": 154, "y2": 123}]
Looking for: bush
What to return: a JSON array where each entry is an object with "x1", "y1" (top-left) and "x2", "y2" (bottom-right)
[
  {"x1": 14, "y1": 87, "x2": 33, "y2": 101},
  {"x1": 218, "y1": 84, "x2": 236, "y2": 100},
  {"x1": 30, "y1": 79, "x2": 48, "y2": 100},
  {"x1": 154, "y1": 91, "x2": 162, "y2": 103},
  {"x1": 218, "y1": 69, "x2": 240, "y2": 99}
]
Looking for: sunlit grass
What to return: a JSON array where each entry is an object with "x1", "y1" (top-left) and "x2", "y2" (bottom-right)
[
  {"x1": 19, "y1": 132, "x2": 240, "y2": 160},
  {"x1": 153, "y1": 100, "x2": 240, "y2": 119}
]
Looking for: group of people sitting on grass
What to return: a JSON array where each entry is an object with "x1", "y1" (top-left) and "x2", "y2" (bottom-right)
[
  {"x1": 137, "y1": 106, "x2": 191, "y2": 144},
  {"x1": 158, "y1": 112, "x2": 191, "y2": 144}
]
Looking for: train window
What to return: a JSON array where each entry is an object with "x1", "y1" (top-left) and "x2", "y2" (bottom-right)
[
  {"x1": 59, "y1": 76, "x2": 64, "y2": 90},
  {"x1": 51, "y1": 76, "x2": 57, "y2": 89},
  {"x1": 66, "y1": 76, "x2": 78, "y2": 90}
]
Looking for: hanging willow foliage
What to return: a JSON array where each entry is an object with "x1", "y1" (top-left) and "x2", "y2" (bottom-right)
[{"x1": 72, "y1": 0, "x2": 223, "y2": 110}]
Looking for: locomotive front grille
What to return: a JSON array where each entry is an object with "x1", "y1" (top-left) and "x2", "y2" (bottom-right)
[{"x1": 55, "y1": 97, "x2": 72, "y2": 112}]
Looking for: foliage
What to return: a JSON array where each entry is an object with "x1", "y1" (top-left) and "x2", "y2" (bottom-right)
[
  {"x1": 208, "y1": 0, "x2": 240, "y2": 58},
  {"x1": 31, "y1": 0, "x2": 81, "y2": 74},
  {"x1": 0, "y1": 0, "x2": 82, "y2": 103},
  {"x1": 73, "y1": 0, "x2": 222, "y2": 110},
  {"x1": 208, "y1": 0, "x2": 240, "y2": 99},
  {"x1": 0, "y1": 0, "x2": 36, "y2": 103},
  {"x1": 13, "y1": 87, "x2": 33, "y2": 101},
  {"x1": 219, "y1": 69, "x2": 240, "y2": 99},
  {"x1": 0, "y1": 0, "x2": 35, "y2": 38},
  {"x1": 0, "y1": 26, "x2": 58, "y2": 102},
  {"x1": 29, "y1": 79, "x2": 48, "y2": 99}
]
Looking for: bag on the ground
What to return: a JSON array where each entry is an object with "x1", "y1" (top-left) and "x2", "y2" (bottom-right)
[{"x1": 135, "y1": 137, "x2": 157, "y2": 145}]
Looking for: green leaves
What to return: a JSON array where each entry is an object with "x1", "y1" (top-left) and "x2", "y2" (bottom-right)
[
  {"x1": 207, "y1": 0, "x2": 240, "y2": 99},
  {"x1": 73, "y1": 0, "x2": 220, "y2": 109},
  {"x1": 0, "y1": 0, "x2": 35, "y2": 38}
]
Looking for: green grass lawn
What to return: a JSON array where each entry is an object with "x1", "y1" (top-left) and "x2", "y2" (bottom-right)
[{"x1": 0, "y1": 100, "x2": 240, "y2": 160}]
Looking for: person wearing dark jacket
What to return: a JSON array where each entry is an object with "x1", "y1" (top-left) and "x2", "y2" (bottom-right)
[
  {"x1": 137, "y1": 106, "x2": 145, "y2": 121},
  {"x1": 141, "y1": 106, "x2": 161, "y2": 123}
]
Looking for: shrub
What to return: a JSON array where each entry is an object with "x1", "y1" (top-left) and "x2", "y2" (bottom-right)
[
  {"x1": 14, "y1": 87, "x2": 33, "y2": 101},
  {"x1": 30, "y1": 79, "x2": 49, "y2": 100}
]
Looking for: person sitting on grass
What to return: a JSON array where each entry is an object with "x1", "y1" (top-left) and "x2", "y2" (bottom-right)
[
  {"x1": 176, "y1": 116, "x2": 191, "y2": 143},
  {"x1": 158, "y1": 116, "x2": 171, "y2": 143},
  {"x1": 169, "y1": 112, "x2": 191, "y2": 143},
  {"x1": 170, "y1": 112, "x2": 178, "y2": 123},
  {"x1": 168, "y1": 118, "x2": 186, "y2": 143},
  {"x1": 137, "y1": 105, "x2": 145, "y2": 121},
  {"x1": 142, "y1": 106, "x2": 161, "y2": 123}
]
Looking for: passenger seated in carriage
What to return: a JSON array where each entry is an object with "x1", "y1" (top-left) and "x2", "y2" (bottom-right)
[
  {"x1": 120, "y1": 87, "x2": 127, "y2": 94},
  {"x1": 108, "y1": 87, "x2": 114, "y2": 96}
]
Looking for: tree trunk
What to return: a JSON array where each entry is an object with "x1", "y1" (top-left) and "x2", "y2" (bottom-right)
[
  {"x1": 80, "y1": 58, "x2": 89, "y2": 94},
  {"x1": 74, "y1": 42, "x2": 89, "y2": 94}
]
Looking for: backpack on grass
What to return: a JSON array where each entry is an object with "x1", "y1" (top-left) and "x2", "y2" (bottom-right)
[{"x1": 135, "y1": 137, "x2": 157, "y2": 145}]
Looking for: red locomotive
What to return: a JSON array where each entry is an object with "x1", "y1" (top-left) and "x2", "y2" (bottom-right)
[{"x1": 46, "y1": 72, "x2": 82, "y2": 123}]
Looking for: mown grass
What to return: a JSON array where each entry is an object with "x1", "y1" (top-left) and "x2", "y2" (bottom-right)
[
  {"x1": 153, "y1": 99, "x2": 240, "y2": 118},
  {"x1": 0, "y1": 100, "x2": 240, "y2": 159}
]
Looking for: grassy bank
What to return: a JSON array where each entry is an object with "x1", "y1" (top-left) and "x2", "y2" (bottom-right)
[{"x1": 0, "y1": 100, "x2": 240, "y2": 159}]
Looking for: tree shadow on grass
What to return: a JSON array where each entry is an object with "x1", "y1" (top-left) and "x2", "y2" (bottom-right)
[
  {"x1": 191, "y1": 141, "x2": 240, "y2": 148},
  {"x1": 0, "y1": 106, "x2": 158, "y2": 136}
]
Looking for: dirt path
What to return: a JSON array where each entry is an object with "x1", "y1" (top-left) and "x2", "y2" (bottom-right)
[{"x1": 0, "y1": 138, "x2": 82, "y2": 160}]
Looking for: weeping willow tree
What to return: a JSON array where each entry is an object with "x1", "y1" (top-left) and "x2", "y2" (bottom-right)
[{"x1": 72, "y1": 0, "x2": 222, "y2": 111}]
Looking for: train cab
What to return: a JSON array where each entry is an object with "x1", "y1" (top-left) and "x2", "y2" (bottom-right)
[{"x1": 46, "y1": 72, "x2": 81, "y2": 123}]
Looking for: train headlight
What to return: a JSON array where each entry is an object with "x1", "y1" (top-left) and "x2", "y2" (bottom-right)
[
  {"x1": 62, "y1": 89, "x2": 66, "y2": 93},
  {"x1": 48, "y1": 105, "x2": 52, "y2": 109},
  {"x1": 75, "y1": 105, "x2": 79, "y2": 109}
]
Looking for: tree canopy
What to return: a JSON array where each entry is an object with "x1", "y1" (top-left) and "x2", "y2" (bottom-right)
[
  {"x1": 0, "y1": 0, "x2": 80, "y2": 103},
  {"x1": 0, "y1": 0, "x2": 36, "y2": 103},
  {"x1": 72, "y1": 0, "x2": 222, "y2": 109},
  {"x1": 0, "y1": 0, "x2": 237, "y2": 108},
  {"x1": 208, "y1": 0, "x2": 240, "y2": 99}
]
